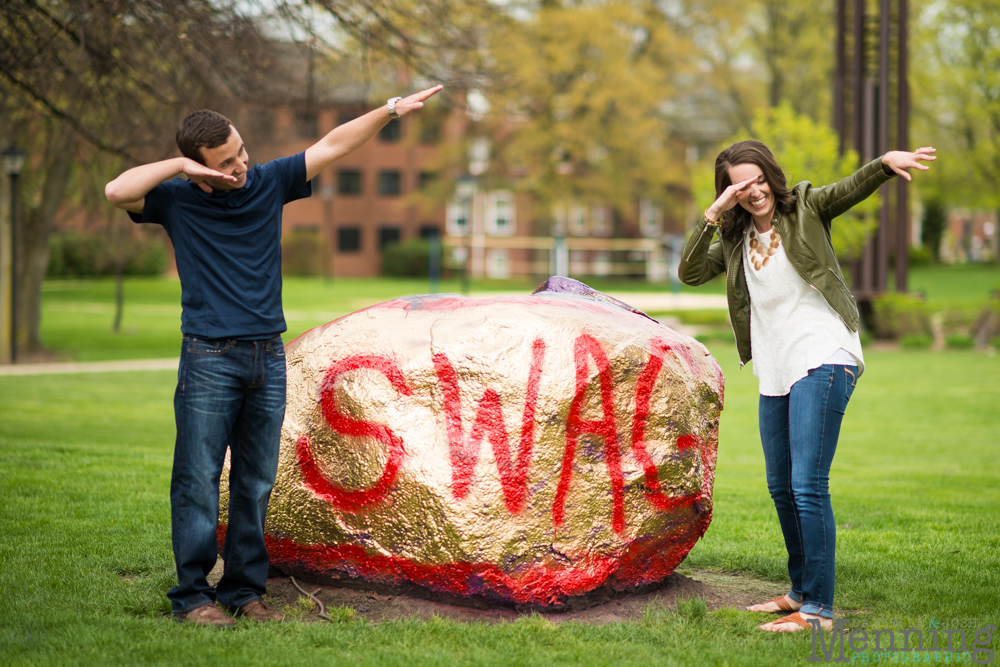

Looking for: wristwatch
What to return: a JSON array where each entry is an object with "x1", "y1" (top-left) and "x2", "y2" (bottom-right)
[{"x1": 387, "y1": 96, "x2": 403, "y2": 119}]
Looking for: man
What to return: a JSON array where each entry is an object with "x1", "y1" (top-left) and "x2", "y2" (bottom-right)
[{"x1": 105, "y1": 85, "x2": 443, "y2": 627}]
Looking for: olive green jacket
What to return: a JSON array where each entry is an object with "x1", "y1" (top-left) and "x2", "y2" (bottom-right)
[{"x1": 678, "y1": 157, "x2": 895, "y2": 365}]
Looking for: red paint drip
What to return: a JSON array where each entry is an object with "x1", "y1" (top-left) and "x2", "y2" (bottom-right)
[
  {"x1": 433, "y1": 338, "x2": 546, "y2": 513},
  {"x1": 554, "y1": 333, "x2": 624, "y2": 534},
  {"x1": 296, "y1": 354, "x2": 413, "y2": 511},
  {"x1": 217, "y1": 511, "x2": 711, "y2": 605}
]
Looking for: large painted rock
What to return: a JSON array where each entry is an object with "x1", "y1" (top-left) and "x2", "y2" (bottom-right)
[{"x1": 220, "y1": 278, "x2": 724, "y2": 606}]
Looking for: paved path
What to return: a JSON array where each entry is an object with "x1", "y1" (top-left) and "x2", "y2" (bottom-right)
[{"x1": 0, "y1": 358, "x2": 178, "y2": 376}]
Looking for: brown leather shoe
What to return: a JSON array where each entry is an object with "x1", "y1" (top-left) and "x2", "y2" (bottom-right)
[
  {"x1": 228, "y1": 600, "x2": 284, "y2": 622},
  {"x1": 175, "y1": 604, "x2": 236, "y2": 628}
]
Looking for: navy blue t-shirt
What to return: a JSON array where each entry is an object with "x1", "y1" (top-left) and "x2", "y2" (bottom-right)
[{"x1": 130, "y1": 153, "x2": 311, "y2": 339}]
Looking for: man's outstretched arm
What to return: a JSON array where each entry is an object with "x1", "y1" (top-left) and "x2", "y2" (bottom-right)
[
  {"x1": 304, "y1": 85, "x2": 443, "y2": 182},
  {"x1": 105, "y1": 158, "x2": 239, "y2": 213}
]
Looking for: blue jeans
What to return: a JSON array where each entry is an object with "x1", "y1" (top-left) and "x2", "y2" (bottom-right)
[
  {"x1": 168, "y1": 335, "x2": 286, "y2": 614},
  {"x1": 758, "y1": 364, "x2": 858, "y2": 619}
]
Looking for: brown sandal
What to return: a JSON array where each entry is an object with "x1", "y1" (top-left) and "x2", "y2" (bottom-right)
[
  {"x1": 747, "y1": 595, "x2": 798, "y2": 613},
  {"x1": 761, "y1": 612, "x2": 830, "y2": 633}
]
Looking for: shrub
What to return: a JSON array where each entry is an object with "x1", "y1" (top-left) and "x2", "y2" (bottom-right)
[
  {"x1": 382, "y1": 239, "x2": 432, "y2": 278},
  {"x1": 871, "y1": 293, "x2": 932, "y2": 339},
  {"x1": 47, "y1": 232, "x2": 168, "y2": 277},
  {"x1": 944, "y1": 334, "x2": 974, "y2": 350},
  {"x1": 908, "y1": 246, "x2": 933, "y2": 267},
  {"x1": 899, "y1": 334, "x2": 933, "y2": 349},
  {"x1": 940, "y1": 307, "x2": 977, "y2": 337},
  {"x1": 282, "y1": 231, "x2": 321, "y2": 276}
]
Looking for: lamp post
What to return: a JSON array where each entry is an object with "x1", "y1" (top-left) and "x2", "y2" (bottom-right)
[
  {"x1": 456, "y1": 175, "x2": 475, "y2": 295},
  {"x1": 2, "y1": 146, "x2": 26, "y2": 364}
]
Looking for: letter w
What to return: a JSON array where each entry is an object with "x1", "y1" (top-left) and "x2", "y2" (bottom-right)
[{"x1": 433, "y1": 338, "x2": 545, "y2": 514}]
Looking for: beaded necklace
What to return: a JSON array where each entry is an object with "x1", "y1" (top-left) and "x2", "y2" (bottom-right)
[{"x1": 748, "y1": 226, "x2": 781, "y2": 271}]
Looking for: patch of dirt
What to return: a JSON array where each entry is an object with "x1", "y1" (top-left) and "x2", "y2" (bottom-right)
[{"x1": 208, "y1": 560, "x2": 785, "y2": 625}]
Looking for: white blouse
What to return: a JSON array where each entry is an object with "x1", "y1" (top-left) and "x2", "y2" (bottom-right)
[{"x1": 742, "y1": 226, "x2": 864, "y2": 397}]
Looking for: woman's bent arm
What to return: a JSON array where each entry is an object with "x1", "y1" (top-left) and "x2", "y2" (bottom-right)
[{"x1": 678, "y1": 216, "x2": 727, "y2": 286}]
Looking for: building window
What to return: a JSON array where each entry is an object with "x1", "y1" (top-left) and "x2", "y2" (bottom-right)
[
  {"x1": 486, "y1": 249, "x2": 511, "y2": 279},
  {"x1": 640, "y1": 199, "x2": 663, "y2": 238},
  {"x1": 338, "y1": 226, "x2": 361, "y2": 252},
  {"x1": 378, "y1": 226, "x2": 401, "y2": 251},
  {"x1": 568, "y1": 204, "x2": 588, "y2": 237},
  {"x1": 378, "y1": 170, "x2": 402, "y2": 196},
  {"x1": 418, "y1": 171, "x2": 438, "y2": 191},
  {"x1": 419, "y1": 225, "x2": 441, "y2": 239},
  {"x1": 591, "y1": 206, "x2": 612, "y2": 237},
  {"x1": 485, "y1": 190, "x2": 515, "y2": 236},
  {"x1": 447, "y1": 195, "x2": 471, "y2": 237},
  {"x1": 379, "y1": 121, "x2": 402, "y2": 143},
  {"x1": 338, "y1": 169, "x2": 362, "y2": 195}
]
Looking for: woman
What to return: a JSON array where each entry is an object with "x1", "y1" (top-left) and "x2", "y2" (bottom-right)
[{"x1": 679, "y1": 141, "x2": 935, "y2": 632}]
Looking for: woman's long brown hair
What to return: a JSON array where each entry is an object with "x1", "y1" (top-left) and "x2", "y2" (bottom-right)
[{"x1": 714, "y1": 140, "x2": 796, "y2": 238}]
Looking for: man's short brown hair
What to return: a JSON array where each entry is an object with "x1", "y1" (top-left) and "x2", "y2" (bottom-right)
[{"x1": 176, "y1": 110, "x2": 234, "y2": 165}]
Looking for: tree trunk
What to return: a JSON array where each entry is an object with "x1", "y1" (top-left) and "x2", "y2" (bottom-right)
[{"x1": 19, "y1": 125, "x2": 78, "y2": 357}]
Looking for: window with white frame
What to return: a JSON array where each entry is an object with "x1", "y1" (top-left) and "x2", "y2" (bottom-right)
[
  {"x1": 447, "y1": 196, "x2": 472, "y2": 237},
  {"x1": 486, "y1": 248, "x2": 511, "y2": 279},
  {"x1": 640, "y1": 199, "x2": 663, "y2": 238},
  {"x1": 485, "y1": 190, "x2": 515, "y2": 236},
  {"x1": 591, "y1": 206, "x2": 612, "y2": 236}
]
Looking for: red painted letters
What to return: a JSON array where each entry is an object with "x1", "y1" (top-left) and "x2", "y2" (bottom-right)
[
  {"x1": 553, "y1": 334, "x2": 625, "y2": 534},
  {"x1": 298, "y1": 337, "x2": 714, "y2": 527},
  {"x1": 433, "y1": 338, "x2": 546, "y2": 513},
  {"x1": 296, "y1": 354, "x2": 413, "y2": 511}
]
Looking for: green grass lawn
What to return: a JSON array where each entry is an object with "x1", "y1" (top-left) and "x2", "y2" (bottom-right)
[
  {"x1": 2, "y1": 346, "x2": 998, "y2": 665},
  {"x1": 3, "y1": 266, "x2": 997, "y2": 665}
]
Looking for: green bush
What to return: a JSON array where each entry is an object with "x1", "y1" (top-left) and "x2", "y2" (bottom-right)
[
  {"x1": 871, "y1": 293, "x2": 932, "y2": 339},
  {"x1": 940, "y1": 306, "x2": 978, "y2": 337},
  {"x1": 382, "y1": 239, "x2": 432, "y2": 278},
  {"x1": 944, "y1": 334, "x2": 974, "y2": 350},
  {"x1": 47, "y1": 232, "x2": 168, "y2": 277},
  {"x1": 908, "y1": 246, "x2": 933, "y2": 267},
  {"x1": 899, "y1": 334, "x2": 933, "y2": 349},
  {"x1": 281, "y1": 231, "x2": 321, "y2": 276}
]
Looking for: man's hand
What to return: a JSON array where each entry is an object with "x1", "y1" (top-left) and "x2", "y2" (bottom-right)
[
  {"x1": 391, "y1": 85, "x2": 445, "y2": 118},
  {"x1": 181, "y1": 159, "x2": 239, "y2": 193},
  {"x1": 304, "y1": 85, "x2": 445, "y2": 181}
]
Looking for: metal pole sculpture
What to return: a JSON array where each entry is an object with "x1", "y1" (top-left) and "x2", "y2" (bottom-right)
[{"x1": 836, "y1": 0, "x2": 910, "y2": 301}]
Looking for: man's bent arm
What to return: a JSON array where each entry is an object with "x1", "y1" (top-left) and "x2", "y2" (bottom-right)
[
  {"x1": 304, "y1": 85, "x2": 443, "y2": 182},
  {"x1": 105, "y1": 157, "x2": 237, "y2": 213}
]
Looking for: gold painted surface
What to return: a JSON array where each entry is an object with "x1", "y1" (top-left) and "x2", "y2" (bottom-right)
[{"x1": 221, "y1": 292, "x2": 723, "y2": 593}]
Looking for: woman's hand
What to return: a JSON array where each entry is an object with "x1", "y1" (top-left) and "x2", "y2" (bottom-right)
[
  {"x1": 705, "y1": 176, "x2": 757, "y2": 222},
  {"x1": 882, "y1": 147, "x2": 936, "y2": 181}
]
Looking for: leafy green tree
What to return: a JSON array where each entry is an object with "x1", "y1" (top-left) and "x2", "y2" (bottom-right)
[
  {"x1": 694, "y1": 104, "x2": 878, "y2": 259},
  {"x1": 913, "y1": 0, "x2": 1000, "y2": 211},
  {"x1": 463, "y1": 1, "x2": 694, "y2": 227}
]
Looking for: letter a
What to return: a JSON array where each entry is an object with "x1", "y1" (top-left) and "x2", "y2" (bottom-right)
[{"x1": 553, "y1": 333, "x2": 624, "y2": 534}]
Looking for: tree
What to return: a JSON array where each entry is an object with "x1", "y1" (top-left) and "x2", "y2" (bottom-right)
[
  {"x1": 0, "y1": 0, "x2": 285, "y2": 357},
  {"x1": 913, "y1": 0, "x2": 1000, "y2": 210},
  {"x1": 694, "y1": 104, "x2": 879, "y2": 259},
  {"x1": 456, "y1": 1, "x2": 695, "y2": 227}
]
